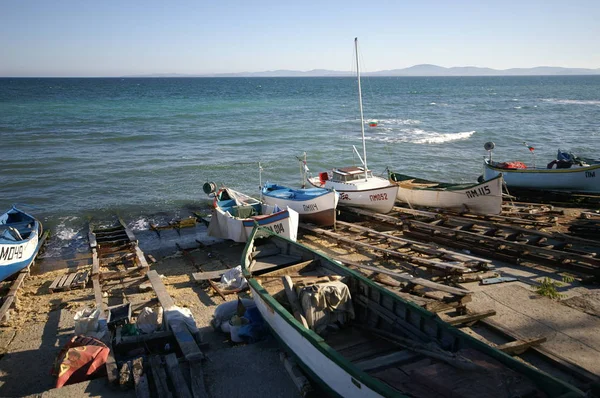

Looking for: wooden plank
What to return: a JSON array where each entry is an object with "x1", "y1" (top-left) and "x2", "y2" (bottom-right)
[
  {"x1": 279, "y1": 352, "x2": 312, "y2": 397},
  {"x1": 119, "y1": 217, "x2": 138, "y2": 243},
  {"x1": 169, "y1": 318, "x2": 204, "y2": 362},
  {"x1": 48, "y1": 275, "x2": 62, "y2": 292},
  {"x1": 100, "y1": 266, "x2": 148, "y2": 281},
  {"x1": 302, "y1": 224, "x2": 469, "y2": 273},
  {"x1": 192, "y1": 269, "x2": 226, "y2": 282},
  {"x1": 91, "y1": 248, "x2": 100, "y2": 276},
  {"x1": 132, "y1": 357, "x2": 150, "y2": 398},
  {"x1": 207, "y1": 280, "x2": 227, "y2": 300},
  {"x1": 147, "y1": 270, "x2": 175, "y2": 310},
  {"x1": 92, "y1": 275, "x2": 106, "y2": 316},
  {"x1": 343, "y1": 260, "x2": 470, "y2": 296},
  {"x1": 481, "y1": 318, "x2": 600, "y2": 385},
  {"x1": 250, "y1": 254, "x2": 303, "y2": 272},
  {"x1": 56, "y1": 274, "x2": 69, "y2": 288},
  {"x1": 189, "y1": 361, "x2": 209, "y2": 398},
  {"x1": 149, "y1": 355, "x2": 173, "y2": 398},
  {"x1": 497, "y1": 337, "x2": 547, "y2": 355},
  {"x1": 120, "y1": 330, "x2": 173, "y2": 345},
  {"x1": 164, "y1": 353, "x2": 192, "y2": 398},
  {"x1": 444, "y1": 310, "x2": 496, "y2": 326},
  {"x1": 254, "y1": 259, "x2": 319, "y2": 278},
  {"x1": 62, "y1": 272, "x2": 78, "y2": 290},
  {"x1": 282, "y1": 276, "x2": 309, "y2": 328},
  {"x1": 356, "y1": 349, "x2": 421, "y2": 372}
]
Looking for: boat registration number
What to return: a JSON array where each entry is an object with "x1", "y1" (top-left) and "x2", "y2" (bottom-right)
[
  {"x1": 465, "y1": 186, "x2": 491, "y2": 199},
  {"x1": 369, "y1": 193, "x2": 388, "y2": 202},
  {"x1": 264, "y1": 223, "x2": 286, "y2": 235},
  {"x1": 0, "y1": 245, "x2": 24, "y2": 261}
]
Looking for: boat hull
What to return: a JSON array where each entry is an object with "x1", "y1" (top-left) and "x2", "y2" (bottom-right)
[
  {"x1": 308, "y1": 177, "x2": 398, "y2": 213},
  {"x1": 484, "y1": 159, "x2": 600, "y2": 193},
  {"x1": 249, "y1": 281, "x2": 383, "y2": 397},
  {"x1": 261, "y1": 185, "x2": 339, "y2": 227},
  {"x1": 242, "y1": 227, "x2": 583, "y2": 398},
  {"x1": 208, "y1": 206, "x2": 299, "y2": 243},
  {"x1": 391, "y1": 173, "x2": 503, "y2": 215},
  {"x1": 0, "y1": 207, "x2": 41, "y2": 282}
]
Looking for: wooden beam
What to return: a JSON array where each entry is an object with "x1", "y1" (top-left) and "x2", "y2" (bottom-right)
[
  {"x1": 444, "y1": 310, "x2": 496, "y2": 326},
  {"x1": 189, "y1": 361, "x2": 209, "y2": 398},
  {"x1": 282, "y1": 276, "x2": 309, "y2": 328},
  {"x1": 497, "y1": 337, "x2": 547, "y2": 355},
  {"x1": 164, "y1": 353, "x2": 192, "y2": 398},
  {"x1": 147, "y1": 270, "x2": 175, "y2": 310},
  {"x1": 342, "y1": 260, "x2": 470, "y2": 296},
  {"x1": 355, "y1": 350, "x2": 421, "y2": 372},
  {"x1": 301, "y1": 224, "x2": 470, "y2": 274},
  {"x1": 149, "y1": 355, "x2": 173, "y2": 398}
]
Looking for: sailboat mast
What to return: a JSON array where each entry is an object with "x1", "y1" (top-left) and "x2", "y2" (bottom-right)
[{"x1": 355, "y1": 37, "x2": 368, "y2": 181}]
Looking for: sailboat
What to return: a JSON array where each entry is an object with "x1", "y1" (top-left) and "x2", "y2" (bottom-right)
[{"x1": 307, "y1": 38, "x2": 399, "y2": 214}]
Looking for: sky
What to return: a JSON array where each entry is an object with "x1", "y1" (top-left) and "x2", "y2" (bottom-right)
[{"x1": 1, "y1": 0, "x2": 599, "y2": 77}]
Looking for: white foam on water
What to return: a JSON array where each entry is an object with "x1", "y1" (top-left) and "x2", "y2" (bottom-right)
[
  {"x1": 411, "y1": 130, "x2": 476, "y2": 144},
  {"x1": 365, "y1": 118, "x2": 421, "y2": 126},
  {"x1": 514, "y1": 106, "x2": 522, "y2": 109},
  {"x1": 54, "y1": 216, "x2": 79, "y2": 241},
  {"x1": 542, "y1": 98, "x2": 600, "y2": 106},
  {"x1": 130, "y1": 217, "x2": 149, "y2": 231}
]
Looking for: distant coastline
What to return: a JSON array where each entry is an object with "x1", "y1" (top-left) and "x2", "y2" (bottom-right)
[{"x1": 126, "y1": 65, "x2": 600, "y2": 78}]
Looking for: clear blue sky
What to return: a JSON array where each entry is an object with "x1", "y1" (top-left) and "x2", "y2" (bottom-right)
[{"x1": 1, "y1": 0, "x2": 599, "y2": 77}]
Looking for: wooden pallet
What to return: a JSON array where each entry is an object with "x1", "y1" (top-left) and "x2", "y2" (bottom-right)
[{"x1": 49, "y1": 270, "x2": 89, "y2": 293}]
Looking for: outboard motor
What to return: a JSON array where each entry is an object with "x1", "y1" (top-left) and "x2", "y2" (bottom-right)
[
  {"x1": 203, "y1": 181, "x2": 217, "y2": 195},
  {"x1": 484, "y1": 141, "x2": 495, "y2": 161}
]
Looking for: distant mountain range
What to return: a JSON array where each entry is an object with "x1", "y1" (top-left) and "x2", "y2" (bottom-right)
[{"x1": 130, "y1": 64, "x2": 600, "y2": 78}]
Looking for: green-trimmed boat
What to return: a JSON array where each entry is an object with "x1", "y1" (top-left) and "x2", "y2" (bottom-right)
[{"x1": 242, "y1": 226, "x2": 584, "y2": 398}]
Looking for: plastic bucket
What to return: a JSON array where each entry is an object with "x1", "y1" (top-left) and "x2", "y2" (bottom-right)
[{"x1": 229, "y1": 317, "x2": 249, "y2": 343}]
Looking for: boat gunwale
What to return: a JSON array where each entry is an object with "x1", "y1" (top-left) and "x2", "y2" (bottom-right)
[
  {"x1": 242, "y1": 226, "x2": 585, "y2": 397},
  {"x1": 484, "y1": 158, "x2": 600, "y2": 174},
  {"x1": 390, "y1": 172, "x2": 503, "y2": 192}
]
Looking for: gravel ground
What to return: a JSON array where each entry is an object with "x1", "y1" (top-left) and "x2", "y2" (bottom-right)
[{"x1": 1, "y1": 221, "x2": 599, "y2": 396}]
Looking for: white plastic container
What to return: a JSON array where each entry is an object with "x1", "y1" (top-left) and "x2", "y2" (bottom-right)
[{"x1": 229, "y1": 317, "x2": 249, "y2": 342}]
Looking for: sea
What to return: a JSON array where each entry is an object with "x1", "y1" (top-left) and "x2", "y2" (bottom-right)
[{"x1": 1, "y1": 76, "x2": 600, "y2": 257}]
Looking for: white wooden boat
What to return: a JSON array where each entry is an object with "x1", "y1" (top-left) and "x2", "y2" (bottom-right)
[
  {"x1": 307, "y1": 38, "x2": 398, "y2": 214},
  {"x1": 389, "y1": 172, "x2": 503, "y2": 215},
  {"x1": 261, "y1": 183, "x2": 339, "y2": 227},
  {"x1": 241, "y1": 226, "x2": 583, "y2": 398},
  {"x1": 0, "y1": 206, "x2": 42, "y2": 282},
  {"x1": 204, "y1": 184, "x2": 299, "y2": 243},
  {"x1": 482, "y1": 144, "x2": 600, "y2": 193}
]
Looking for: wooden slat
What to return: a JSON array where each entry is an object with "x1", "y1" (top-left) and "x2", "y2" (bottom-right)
[
  {"x1": 62, "y1": 272, "x2": 78, "y2": 290},
  {"x1": 301, "y1": 223, "x2": 469, "y2": 273},
  {"x1": 147, "y1": 270, "x2": 175, "y2": 310},
  {"x1": 343, "y1": 260, "x2": 470, "y2": 296},
  {"x1": 149, "y1": 355, "x2": 173, "y2": 398},
  {"x1": 189, "y1": 361, "x2": 209, "y2": 398},
  {"x1": 164, "y1": 353, "x2": 192, "y2": 398},
  {"x1": 250, "y1": 254, "x2": 303, "y2": 272},
  {"x1": 132, "y1": 357, "x2": 150, "y2": 398},
  {"x1": 497, "y1": 337, "x2": 547, "y2": 355},
  {"x1": 192, "y1": 269, "x2": 228, "y2": 282},
  {"x1": 444, "y1": 310, "x2": 496, "y2": 326},
  {"x1": 356, "y1": 349, "x2": 421, "y2": 372},
  {"x1": 169, "y1": 318, "x2": 204, "y2": 362}
]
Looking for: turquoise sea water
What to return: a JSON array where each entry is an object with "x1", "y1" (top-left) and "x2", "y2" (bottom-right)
[{"x1": 1, "y1": 76, "x2": 600, "y2": 246}]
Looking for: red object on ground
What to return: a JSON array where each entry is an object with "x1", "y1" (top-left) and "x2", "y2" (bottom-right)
[
  {"x1": 498, "y1": 161, "x2": 527, "y2": 169},
  {"x1": 53, "y1": 335, "x2": 109, "y2": 388}
]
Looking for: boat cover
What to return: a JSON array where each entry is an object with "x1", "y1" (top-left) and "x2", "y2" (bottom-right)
[{"x1": 299, "y1": 281, "x2": 355, "y2": 333}]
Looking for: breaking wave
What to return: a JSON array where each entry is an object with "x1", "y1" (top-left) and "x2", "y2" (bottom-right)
[
  {"x1": 369, "y1": 129, "x2": 476, "y2": 144},
  {"x1": 542, "y1": 99, "x2": 600, "y2": 106}
]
